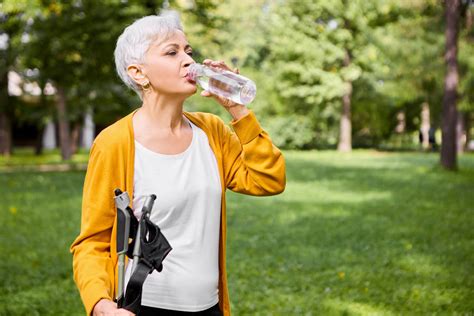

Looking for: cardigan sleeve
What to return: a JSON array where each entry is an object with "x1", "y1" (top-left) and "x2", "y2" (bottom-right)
[
  {"x1": 221, "y1": 110, "x2": 286, "y2": 195},
  {"x1": 70, "y1": 141, "x2": 117, "y2": 315}
]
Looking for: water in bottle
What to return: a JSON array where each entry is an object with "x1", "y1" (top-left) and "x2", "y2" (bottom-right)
[{"x1": 186, "y1": 63, "x2": 257, "y2": 105}]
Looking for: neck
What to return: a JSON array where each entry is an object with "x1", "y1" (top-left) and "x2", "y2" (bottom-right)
[{"x1": 139, "y1": 92, "x2": 187, "y2": 131}]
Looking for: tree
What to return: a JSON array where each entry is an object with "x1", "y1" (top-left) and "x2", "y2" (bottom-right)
[
  {"x1": 372, "y1": 1, "x2": 445, "y2": 149},
  {"x1": 263, "y1": 0, "x2": 408, "y2": 150},
  {"x1": 0, "y1": 1, "x2": 34, "y2": 156},
  {"x1": 441, "y1": 0, "x2": 462, "y2": 170},
  {"x1": 457, "y1": 5, "x2": 474, "y2": 151},
  {"x1": 0, "y1": 9, "x2": 14, "y2": 156},
  {"x1": 22, "y1": 0, "x2": 153, "y2": 159}
]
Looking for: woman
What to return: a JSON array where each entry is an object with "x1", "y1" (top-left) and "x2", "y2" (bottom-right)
[{"x1": 70, "y1": 11, "x2": 285, "y2": 316}]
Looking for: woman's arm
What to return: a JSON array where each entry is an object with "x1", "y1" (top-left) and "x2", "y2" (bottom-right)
[
  {"x1": 70, "y1": 142, "x2": 118, "y2": 315},
  {"x1": 221, "y1": 110, "x2": 286, "y2": 196},
  {"x1": 199, "y1": 59, "x2": 286, "y2": 196}
]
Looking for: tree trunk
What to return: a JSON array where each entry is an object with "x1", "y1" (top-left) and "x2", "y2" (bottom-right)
[
  {"x1": 70, "y1": 120, "x2": 81, "y2": 154},
  {"x1": 420, "y1": 102, "x2": 430, "y2": 150},
  {"x1": 0, "y1": 112, "x2": 12, "y2": 156},
  {"x1": 0, "y1": 71, "x2": 12, "y2": 156},
  {"x1": 338, "y1": 50, "x2": 352, "y2": 152},
  {"x1": 56, "y1": 86, "x2": 72, "y2": 160},
  {"x1": 441, "y1": 0, "x2": 461, "y2": 170},
  {"x1": 467, "y1": 5, "x2": 473, "y2": 31},
  {"x1": 35, "y1": 124, "x2": 45, "y2": 155},
  {"x1": 35, "y1": 81, "x2": 48, "y2": 156}
]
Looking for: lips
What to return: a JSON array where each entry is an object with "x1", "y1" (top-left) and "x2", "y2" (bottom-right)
[{"x1": 185, "y1": 74, "x2": 196, "y2": 84}]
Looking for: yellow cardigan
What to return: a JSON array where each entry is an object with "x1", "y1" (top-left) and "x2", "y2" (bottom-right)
[{"x1": 70, "y1": 109, "x2": 286, "y2": 315}]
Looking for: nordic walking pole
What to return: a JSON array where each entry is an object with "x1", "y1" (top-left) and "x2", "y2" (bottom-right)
[
  {"x1": 121, "y1": 192, "x2": 171, "y2": 314},
  {"x1": 114, "y1": 189, "x2": 131, "y2": 307},
  {"x1": 131, "y1": 194, "x2": 156, "y2": 273}
]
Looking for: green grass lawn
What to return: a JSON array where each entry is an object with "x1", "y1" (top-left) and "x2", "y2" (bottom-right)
[
  {"x1": 0, "y1": 148, "x2": 89, "y2": 168},
  {"x1": 1, "y1": 150, "x2": 473, "y2": 315}
]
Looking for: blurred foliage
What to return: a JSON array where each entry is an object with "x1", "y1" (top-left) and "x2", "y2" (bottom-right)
[
  {"x1": 0, "y1": 0, "x2": 473, "y2": 148},
  {"x1": 262, "y1": 114, "x2": 314, "y2": 150}
]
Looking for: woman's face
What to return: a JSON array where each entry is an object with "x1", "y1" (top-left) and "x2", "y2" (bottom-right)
[{"x1": 142, "y1": 30, "x2": 196, "y2": 97}]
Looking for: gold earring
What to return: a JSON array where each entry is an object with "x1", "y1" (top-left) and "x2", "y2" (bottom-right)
[{"x1": 141, "y1": 80, "x2": 151, "y2": 91}]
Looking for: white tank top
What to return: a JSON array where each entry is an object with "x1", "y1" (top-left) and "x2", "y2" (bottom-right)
[{"x1": 125, "y1": 119, "x2": 222, "y2": 311}]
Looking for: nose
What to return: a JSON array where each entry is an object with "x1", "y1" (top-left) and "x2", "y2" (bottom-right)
[
  {"x1": 184, "y1": 54, "x2": 195, "y2": 69},
  {"x1": 184, "y1": 60, "x2": 194, "y2": 68}
]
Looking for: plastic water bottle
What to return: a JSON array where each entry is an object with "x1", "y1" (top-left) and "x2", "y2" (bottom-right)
[{"x1": 186, "y1": 63, "x2": 257, "y2": 105}]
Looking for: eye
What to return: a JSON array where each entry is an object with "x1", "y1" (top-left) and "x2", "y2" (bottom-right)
[
  {"x1": 187, "y1": 51, "x2": 193, "y2": 57},
  {"x1": 167, "y1": 51, "x2": 177, "y2": 56}
]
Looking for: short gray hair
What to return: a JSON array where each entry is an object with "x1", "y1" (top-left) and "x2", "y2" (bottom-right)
[{"x1": 114, "y1": 11, "x2": 184, "y2": 98}]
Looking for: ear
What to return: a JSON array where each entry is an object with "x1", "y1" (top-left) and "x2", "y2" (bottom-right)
[{"x1": 127, "y1": 64, "x2": 148, "y2": 86}]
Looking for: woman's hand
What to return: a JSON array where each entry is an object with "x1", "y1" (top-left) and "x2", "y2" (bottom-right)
[
  {"x1": 92, "y1": 299, "x2": 135, "y2": 316},
  {"x1": 201, "y1": 59, "x2": 249, "y2": 121}
]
